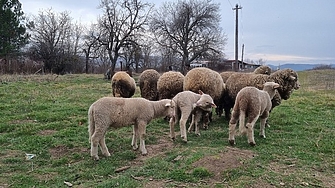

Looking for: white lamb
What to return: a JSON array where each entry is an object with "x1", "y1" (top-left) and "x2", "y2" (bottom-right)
[
  {"x1": 88, "y1": 97, "x2": 175, "y2": 160},
  {"x1": 169, "y1": 90, "x2": 216, "y2": 142},
  {"x1": 228, "y1": 82, "x2": 280, "y2": 146}
]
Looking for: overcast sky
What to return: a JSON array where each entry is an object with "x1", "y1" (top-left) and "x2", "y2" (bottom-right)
[{"x1": 20, "y1": 0, "x2": 335, "y2": 66}]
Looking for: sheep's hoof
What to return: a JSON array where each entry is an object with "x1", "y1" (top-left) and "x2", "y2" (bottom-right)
[
  {"x1": 196, "y1": 133, "x2": 201, "y2": 136},
  {"x1": 229, "y1": 140, "x2": 235, "y2": 146},
  {"x1": 102, "y1": 152, "x2": 111, "y2": 157},
  {"x1": 182, "y1": 139, "x2": 188, "y2": 143},
  {"x1": 141, "y1": 151, "x2": 148, "y2": 156},
  {"x1": 260, "y1": 135, "x2": 266, "y2": 138},
  {"x1": 132, "y1": 145, "x2": 139, "y2": 151},
  {"x1": 249, "y1": 142, "x2": 256, "y2": 146},
  {"x1": 91, "y1": 155, "x2": 100, "y2": 161}
]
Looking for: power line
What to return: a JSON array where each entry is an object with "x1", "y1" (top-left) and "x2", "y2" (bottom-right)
[{"x1": 227, "y1": 0, "x2": 233, "y2": 9}]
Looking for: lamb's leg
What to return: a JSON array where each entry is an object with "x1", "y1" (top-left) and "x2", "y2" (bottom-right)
[
  {"x1": 194, "y1": 111, "x2": 202, "y2": 136},
  {"x1": 99, "y1": 134, "x2": 111, "y2": 157},
  {"x1": 180, "y1": 112, "x2": 191, "y2": 143},
  {"x1": 259, "y1": 111, "x2": 269, "y2": 138},
  {"x1": 90, "y1": 129, "x2": 105, "y2": 160},
  {"x1": 169, "y1": 116, "x2": 176, "y2": 140},
  {"x1": 187, "y1": 114, "x2": 195, "y2": 133},
  {"x1": 259, "y1": 118, "x2": 267, "y2": 138},
  {"x1": 138, "y1": 123, "x2": 147, "y2": 155},
  {"x1": 228, "y1": 119, "x2": 238, "y2": 146},
  {"x1": 131, "y1": 124, "x2": 139, "y2": 150},
  {"x1": 246, "y1": 117, "x2": 258, "y2": 146}
]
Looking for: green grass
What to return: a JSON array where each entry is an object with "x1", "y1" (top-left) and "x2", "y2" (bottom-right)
[{"x1": 0, "y1": 71, "x2": 335, "y2": 187}]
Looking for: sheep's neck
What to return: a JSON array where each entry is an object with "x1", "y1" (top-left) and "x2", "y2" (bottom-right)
[{"x1": 263, "y1": 88, "x2": 277, "y2": 99}]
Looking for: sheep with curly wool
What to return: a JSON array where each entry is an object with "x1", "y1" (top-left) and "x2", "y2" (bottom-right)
[
  {"x1": 184, "y1": 67, "x2": 225, "y2": 126},
  {"x1": 138, "y1": 69, "x2": 161, "y2": 101},
  {"x1": 223, "y1": 68, "x2": 299, "y2": 119},
  {"x1": 253, "y1": 65, "x2": 272, "y2": 75},
  {"x1": 111, "y1": 71, "x2": 136, "y2": 98},
  {"x1": 169, "y1": 90, "x2": 216, "y2": 142},
  {"x1": 157, "y1": 71, "x2": 184, "y2": 100},
  {"x1": 228, "y1": 82, "x2": 280, "y2": 146},
  {"x1": 88, "y1": 97, "x2": 175, "y2": 160}
]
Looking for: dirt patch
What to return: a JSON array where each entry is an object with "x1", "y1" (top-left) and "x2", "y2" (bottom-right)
[
  {"x1": 49, "y1": 145, "x2": 88, "y2": 159},
  {"x1": 38, "y1": 130, "x2": 57, "y2": 136},
  {"x1": 192, "y1": 147, "x2": 256, "y2": 181},
  {"x1": 131, "y1": 137, "x2": 175, "y2": 166}
]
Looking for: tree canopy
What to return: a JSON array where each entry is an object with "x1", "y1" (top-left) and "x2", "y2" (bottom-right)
[{"x1": 0, "y1": 0, "x2": 29, "y2": 58}]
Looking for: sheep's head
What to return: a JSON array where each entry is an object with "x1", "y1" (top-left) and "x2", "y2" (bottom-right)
[
  {"x1": 164, "y1": 99, "x2": 176, "y2": 118},
  {"x1": 270, "y1": 69, "x2": 299, "y2": 100},
  {"x1": 194, "y1": 93, "x2": 217, "y2": 111}
]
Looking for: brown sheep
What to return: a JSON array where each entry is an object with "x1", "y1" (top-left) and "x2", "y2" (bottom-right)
[
  {"x1": 157, "y1": 71, "x2": 184, "y2": 100},
  {"x1": 111, "y1": 71, "x2": 136, "y2": 98},
  {"x1": 224, "y1": 68, "x2": 299, "y2": 119},
  {"x1": 138, "y1": 69, "x2": 161, "y2": 101}
]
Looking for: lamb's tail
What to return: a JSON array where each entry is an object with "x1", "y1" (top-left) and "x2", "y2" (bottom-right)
[
  {"x1": 88, "y1": 105, "x2": 95, "y2": 143},
  {"x1": 238, "y1": 111, "x2": 246, "y2": 135}
]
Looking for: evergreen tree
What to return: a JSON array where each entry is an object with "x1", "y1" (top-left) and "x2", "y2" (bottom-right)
[{"x1": 0, "y1": 0, "x2": 29, "y2": 57}]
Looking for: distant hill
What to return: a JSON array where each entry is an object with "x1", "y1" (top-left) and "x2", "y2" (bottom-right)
[{"x1": 268, "y1": 63, "x2": 335, "y2": 71}]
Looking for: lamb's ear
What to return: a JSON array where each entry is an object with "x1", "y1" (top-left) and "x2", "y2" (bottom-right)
[
  {"x1": 165, "y1": 100, "x2": 171, "y2": 107},
  {"x1": 198, "y1": 90, "x2": 203, "y2": 95},
  {"x1": 273, "y1": 83, "x2": 280, "y2": 89}
]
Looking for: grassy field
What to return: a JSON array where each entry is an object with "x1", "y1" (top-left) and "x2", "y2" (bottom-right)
[{"x1": 0, "y1": 70, "x2": 334, "y2": 188}]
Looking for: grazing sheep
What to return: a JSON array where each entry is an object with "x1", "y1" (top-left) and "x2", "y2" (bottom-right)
[
  {"x1": 88, "y1": 97, "x2": 175, "y2": 160},
  {"x1": 111, "y1": 71, "x2": 136, "y2": 98},
  {"x1": 157, "y1": 71, "x2": 184, "y2": 100},
  {"x1": 169, "y1": 90, "x2": 216, "y2": 142},
  {"x1": 184, "y1": 67, "x2": 225, "y2": 106},
  {"x1": 188, "y1": 106, "x2": 212, "y2": 133},
  {"x1": 253, "y1": 65, "x2": 272, "y2": 75},
  {"x1": 224, "y1": 68, "x2": 299, "y2": 119},
  {"x1": 228, "y1": 82, "x2": 280, "y2": 146},
  {"x1": 138, "y1": 69, "x2": 161, "y2": 101},
  {"x1": 184, "y1": 67, "x2": 225, "y2": 125},
  {"x1": 220, "y1": 71, "x2": 236, "y2": 83}
]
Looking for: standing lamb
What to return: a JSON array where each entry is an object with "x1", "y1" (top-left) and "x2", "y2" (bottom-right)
[
  {"x1": 169, "y1": 90, "x2": 216, "y2": 142},
  {"x1": 111, "y1": 71, "x2": 136, "y2": 98},
  {"x1": 224, "y1": 68, "x2": 299, "y2": 119},
  {"x1": 138, "y1": 69, "x2": 161, "y2": 101},
  {"x1": 157, "y1": 71, "x2": 184, "y2": 100},
  {"x1": 88, "y1": 97, "x2": 175, "y2": 160},
  {"x1": 228, "y1": 82, "x2": 280, "y2": 146}
]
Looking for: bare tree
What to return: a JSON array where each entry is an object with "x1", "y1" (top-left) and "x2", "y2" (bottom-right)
[
  {"x1": 150, "y1": 0, "x2": 227, "y2": 74},
  {"x1": 97, "y1": 0, "x2": 153, "y2": 74},
  {"x1": 27, "y1": 9, "x2": 82, "y2": 74},
  {"x1": 82, "y1": 23, "x2": 102, "y2": 73}
]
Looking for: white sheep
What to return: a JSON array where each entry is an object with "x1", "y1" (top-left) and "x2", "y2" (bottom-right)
[
  {"x1": 169, "y1": 90, "x2": 216, "y2": 142},
  {"x1": 228, "y1": 82, "x2": 279, "y2": 146},
  {"x1": 88, "y1": 97, "x2": 175, "y2": 160}
]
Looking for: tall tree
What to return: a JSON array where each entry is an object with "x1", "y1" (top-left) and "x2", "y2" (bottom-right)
[
  {"x1": 150, "y1": 0, "x2": 227, "y2": 74},
  {"x1": 0, "y1": 0, "x2": 29, "y2": 57},
  {"x1": 27, "y1": 9, "x2": 81, "y2": 74},
  {"x1": 97, "y1": 0, "x2": 152, "y2": 74}
]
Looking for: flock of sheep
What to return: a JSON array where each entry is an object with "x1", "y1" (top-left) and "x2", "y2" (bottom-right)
[{"x1": 88, "y1": 66, "x2": 300, "y2": 160}]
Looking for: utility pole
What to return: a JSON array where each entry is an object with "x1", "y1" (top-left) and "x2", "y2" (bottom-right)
[
  {"x1": 241, "y1": 44, "x2": 244, "y2": 68},
  {"x1": 233, "y1": 4, "x2": 242, "y2": 71}
]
